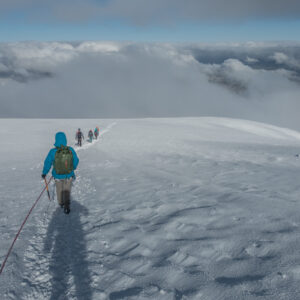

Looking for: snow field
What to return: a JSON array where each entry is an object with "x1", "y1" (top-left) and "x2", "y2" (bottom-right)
[{"x1": 1, "y1": 118, "x2": 300, "y2": 299}]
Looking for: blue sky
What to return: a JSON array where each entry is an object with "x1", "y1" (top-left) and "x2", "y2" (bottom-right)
[{"x1": 0, "y1": 0, "x2": 300, "y2": 42}]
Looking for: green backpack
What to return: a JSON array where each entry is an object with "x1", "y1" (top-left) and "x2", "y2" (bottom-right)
[{"x1": 54, "y1": 146, "x2": 74, "y2": 175}]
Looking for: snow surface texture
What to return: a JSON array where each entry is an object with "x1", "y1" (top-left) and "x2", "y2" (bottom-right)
[{"x1": 1, "y1": 117, "x2": 300, "y2": 299}]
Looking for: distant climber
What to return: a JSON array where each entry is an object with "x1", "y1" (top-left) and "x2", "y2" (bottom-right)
[
  {"x1": 76, "y1": 128, "x2": 84, "y2": 147},
  {"x1": 94, "y1": 127, "x2": 99, "y2": 139},
  {"x1": 42, "y1": 132, "x2": 79, "y2": 214},
  {"x1": 88, "y1": 130, "x2": 94, "y2": 142}
]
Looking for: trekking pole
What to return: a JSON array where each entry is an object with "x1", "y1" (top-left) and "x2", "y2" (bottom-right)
[
  {"x1": 44, "y1": 177, "x2": 51, "y2": 200},
  {"x1": 0, "y1": 176, "x2": 53, "y2": 275}
]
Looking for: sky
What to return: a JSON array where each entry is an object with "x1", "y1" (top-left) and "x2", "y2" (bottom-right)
[{"x1": 0, "y1": 0, "x2": 300, "y2": 42}]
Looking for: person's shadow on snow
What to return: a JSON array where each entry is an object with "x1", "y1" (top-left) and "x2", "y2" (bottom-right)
[{"x1": 44, "y1": 200, "x2": 92, "y2": 300}]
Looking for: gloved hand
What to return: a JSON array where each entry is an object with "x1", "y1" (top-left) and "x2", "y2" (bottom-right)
[{"x1": 41, "y1": 174, "x2": 46, "y2": 179}]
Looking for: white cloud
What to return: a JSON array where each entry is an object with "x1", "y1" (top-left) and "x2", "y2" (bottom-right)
[
  {"x1": 76, "y1": 41, "x2": 122, "y2": 53},
  {"x1": 270, "y1": 51, "x2": 300, "y2": 71},
  {"x1": 246, "y1": 56, "x2": 259, "y2": 63},
  {"x1": 271, "y1": 52, "x2": 289, "y2": 64},
  {"x1": 222, "y1": 59, "x2": 253, "y2": 72},
  {"x1": 1, "y1": 41, "x2": 300, "y2": 130}
]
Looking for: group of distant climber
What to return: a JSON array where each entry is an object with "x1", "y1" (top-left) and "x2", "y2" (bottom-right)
[
  {"x1": 42, "y1": 126, "x2": 100, "y2": 214},
  {"x1": 75, "y1": 126, "x2": 100, "y2": 146}
]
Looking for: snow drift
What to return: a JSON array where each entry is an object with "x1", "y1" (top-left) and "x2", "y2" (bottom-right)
[{"x1": 1, "y1": 117, "x2": 300, "y2": 299}]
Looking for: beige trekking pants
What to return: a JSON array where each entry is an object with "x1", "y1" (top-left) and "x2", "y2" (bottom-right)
[{"x1": 55, "y1": 178, "x2": 72, "y2": 205}]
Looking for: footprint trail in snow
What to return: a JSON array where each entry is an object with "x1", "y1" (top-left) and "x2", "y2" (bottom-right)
[{"x1": 1, "y1": 118, "x2": 300, "y2": 299}]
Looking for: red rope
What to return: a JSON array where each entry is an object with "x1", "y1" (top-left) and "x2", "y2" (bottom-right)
[{"x1": 0, "y1": 176, "x2": 53, "y2": 275}]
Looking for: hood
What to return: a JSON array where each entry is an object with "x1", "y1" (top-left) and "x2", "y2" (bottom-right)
[{"x1": 54, "y1": 132, "x2": 67, "y2": 147}]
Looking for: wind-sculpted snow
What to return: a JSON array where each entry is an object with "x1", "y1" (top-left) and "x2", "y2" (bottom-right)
[{"x1": 1, "y1": 117, "x2": 300, "y2": 299}]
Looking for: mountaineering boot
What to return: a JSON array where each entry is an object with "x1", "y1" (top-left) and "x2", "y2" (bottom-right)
[
  {"x1": 64, "y1": 201, "x2": 70, "y2": 214},
  {"x1": 64, "y1": 207, "x2": 70, "y2": 214},
  {"x1": 63, "y1": 191, "x2": 70, "y2": 214}
]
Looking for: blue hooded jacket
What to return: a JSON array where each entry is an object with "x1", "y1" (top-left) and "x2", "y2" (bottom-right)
[{"x1": 43, "y1": 132, "x2": 79, "y2": 179}]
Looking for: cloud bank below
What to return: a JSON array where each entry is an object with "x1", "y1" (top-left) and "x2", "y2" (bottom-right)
[{"x1": 1, "y1": 41, "x2": 300, "y2": 130}]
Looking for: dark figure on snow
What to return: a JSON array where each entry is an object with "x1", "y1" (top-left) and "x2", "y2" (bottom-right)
[
  {"x1": 94, "y1": 127, "x2": 99, "y2": 139},
  {"x1": 76, "y1": 128, "x2": 84, "y2": 147},
  {"x1": 42, "y1": 132, "x2": 79, "y2": 214},
  {"x1": 88, "y1": 130, "x2": 93, "y2": 142}
]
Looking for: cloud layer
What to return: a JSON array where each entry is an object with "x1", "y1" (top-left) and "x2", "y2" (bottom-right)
[{"x1": 1, "y1": 41, "x2": 300, "y2": 130}]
